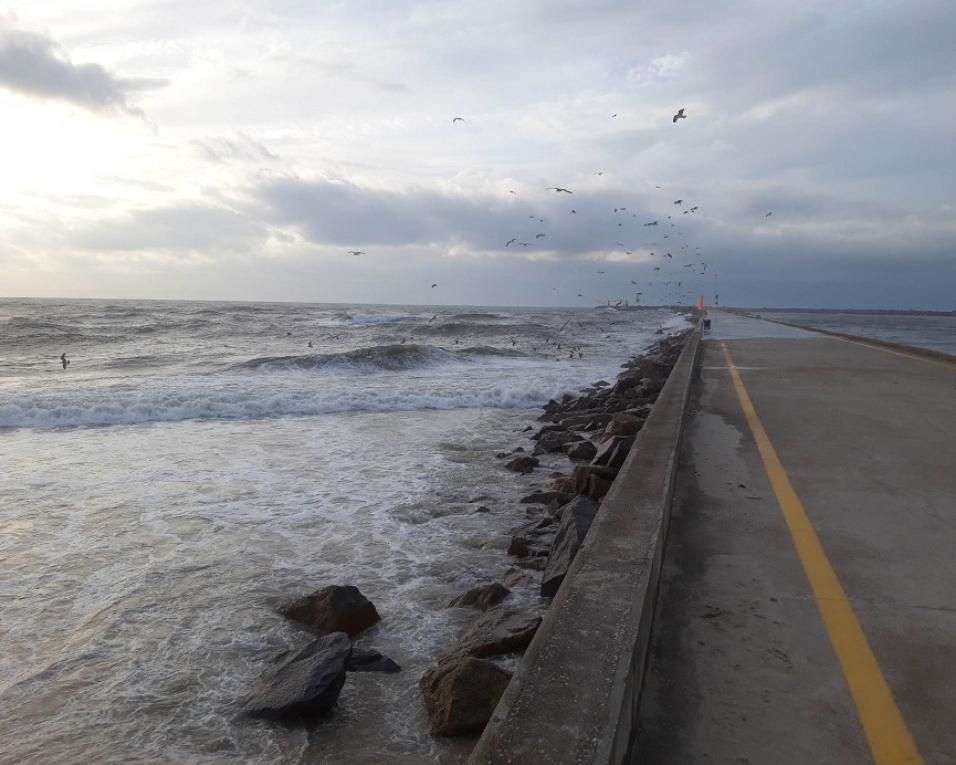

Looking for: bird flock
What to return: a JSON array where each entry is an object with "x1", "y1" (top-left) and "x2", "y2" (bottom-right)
[{"x1": 345, "y1": 106, "x2": 777, "y2": 307}]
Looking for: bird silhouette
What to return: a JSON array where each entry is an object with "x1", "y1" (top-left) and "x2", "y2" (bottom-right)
[
  {"x1": 452, "y1": 117, "x2": 464, "y2": 123},
  {"x1": 505, "y1": 238, "x2": 517, "y2": 247},
  {"x1": 547, "y1": 187, "x2": 573, "y2": 194},
  {"x1": 765, "y1": 211, "x2": 773, "y2": 217},
  {"x1": 347, "y1": 250, "x2": 365, "y2": 256},
  {"x1": 672, "y1": 108, "x2": 686, "y2": 123},
  {"x1": 431, "y1": 283, "x2": 438, "y2": 288}
]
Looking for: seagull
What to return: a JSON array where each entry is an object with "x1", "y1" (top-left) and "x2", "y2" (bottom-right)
[
  {"x1": 547, "y1": 187, "x2": 573, "y2": 194},
  {"x1": 505, "y1": 238, "x2": 517, "y2": 247},
  {"x1": 452, "y1": 116, "x2": 465, "y2": 123},
  {"x1": 664, "y1": 253, "x2": 672, "y2": 259},
  {"x1": 643, "y1": 221, "x2": 658, "y2": 227},
  {"x1": 508, "y1": 189, "x2": 517, "y2": 195},
  {"x1": 765, "y1": 211, "x2": 773, "y2": 217},
  {"x1": 535, "y1": 233, "x2": 546, "y2": 239},
  {"x1": 690, "y1": 206, "x2": 699, "y2": 212},
  {"x1": 610, "y1": 113, "x2": 618, "y2": 118},
  {"x1": 673, "y1": 199, "x2": 683, "y2": 205},
  {"x1": 672, "y1": 108, "x2": 687, "y2": 123},
  {"x1": 431, "y1": 283, "x2": 438, "y2": 288},
  {"x1": 597, "y1": 271, "x2": 606, "y2": 274},
  {"x1": 570, "y1": 209, "x2": 577, "y2": 214},
  {"x1": 347, "y1": 250, "x2": 365, "y2": 256},
  {"x1": 428, "y1": 314, "x2": 437, "y2": 323},
  {"x1": 595, "y1": 171, "x2": 604, "y2": 176}
]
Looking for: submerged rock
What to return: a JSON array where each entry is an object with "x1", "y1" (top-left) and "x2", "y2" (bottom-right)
[
  {"x1": 420, "y1": 657, "x2": 512, "y2": 737},
  {"x1": 281, "y1": 585, "x2": 380, "y2": 637},
  {"x1": 244, "y1": 633, "x2": 351, "y2": 721},
  {"x1": 347, "y1": 650, "x2": 402, "y2": 673},
  {"x1": 505, "y1": 455, "x2": 539, "y2": 474},
  {"x1": 541, "y1": 497, "x2": 600, "y2": 598},
  {"x1": 447, "y1": 582, "x2": 511, "y2": 611}
]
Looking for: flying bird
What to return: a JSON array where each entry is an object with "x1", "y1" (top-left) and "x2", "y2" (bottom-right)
[
  {"x1": 535, "y1": 233, "x2": 546, "y2": 239},
  {"x1": 431, "y1": 283, "x2": 438, "y2": 288},
  {"x1": 595, "y1": 171, "x2": 604, "y2": 176},
  {"x1": 672, "y1": 108, "x2": 686, "y2": 123},
  {"x1": 508, "y1": 189, "x2": 517, "y2": 195},
  {"x1": 610, "y1": 113, "x2": 618, "y2": 118},
  {"x1": 673, "y1": 199, "x2": 683, "y2": 205},
  {"x1": 547, "y1": 187, "x2": 574, "y2": 194},
  {"x1": 452, "y1": 116, "x2": 465, "y2": 123},
  {"x1": 570, "y1": 209, "x2": 577, "y2": 214},
  {"x1": 347, "y1": 250, "x2": 365, "y2": 256},
  {"x1": 428, "y1": 314, "x2": 437, "y2": 323},
  {"x1": 765, "y1": 211, "x2": 773, "y2": 217},
  {"x1": 643, "y1": 221, "x2": 658, "y2": 227},
  {"x1": 505, "y1": 238, "x2": 517, "y2": 247}
]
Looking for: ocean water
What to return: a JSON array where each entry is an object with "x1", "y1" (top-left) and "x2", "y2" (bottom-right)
[
  {"x1": 759, "y1": 311, "x2": 956, "y2": 356},
  {"x1": 0, "y1": 299, "x2": 689, "y2": 765}
]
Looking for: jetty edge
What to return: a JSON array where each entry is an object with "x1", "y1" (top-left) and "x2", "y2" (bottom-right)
[{"x1": 468, "y1": 318, "x2": 703, "y2": 764}]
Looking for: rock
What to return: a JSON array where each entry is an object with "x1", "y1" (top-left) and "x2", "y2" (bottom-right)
[
  {"x1": 474, "y1": 505, "x2": 491, "y2": 513},
  {"x1": 507, "y1": 517, "x2": 556, "y2": 559},
  {"x1": 448, "y1": 607, "x2": 542, "y2": 659},
  {"x1": 505, "y1": 455, "x2": 539, "y2": 474},
  {"x1": 553, "y1": 465, "x2": 618, "y2": 497},
  {"x1": 515, "y1": 556, "x2": 547, "y2": 571},
  {"x1": 419, "y1": 657, "x2": 512, "y2": 737},
  {"x1": 244, "y1": 633, "x2": 351, "y2": 720},
  {"x1": 280, "y1": 585, "x2": 380, "y2": 637},
  {"x1": 583, "y1": 413, "x2": 614, "y2": 431},
  {"x1": 593, "y1": 380, "x2": 610, "y2": 388},
  {"x1": 602, "y1": 413, "x2": 643, "y2": 440},
  {"x1": 532, "y1": 429, "x2": 575, "y2": 454},
  {"x1": 520, "y1": 490, "x2": 572, "y2": 505},
  {"x1": 564, "y1": 440, "x2": 597, "y2": 461},
  {"x1": 541, "y1": 498, "x2": 600, "y2": 597},
  {"x1": 591, "y1": 436, "x2": 635, "y2": 471},
  {"x1": 502, "y1": 568, "x2": 533, "y2": 588},
  {"x1": 447, "y1": 582, "x2": 511, "y2": 611},
  {"x1": 347, "y1": 650, "x2": 402, "y2": 673},
  {"x1": 531, "y1": 424, "x2": 568, "y2": 440},
  {"x1": 495, "y1": 451, "x2": 509, "y2": 459},
  {"x1": 513, "y1": 446, "x2": 526, "y2": 453}
]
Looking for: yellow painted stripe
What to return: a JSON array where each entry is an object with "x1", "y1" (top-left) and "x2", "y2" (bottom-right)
[{"x1": 720, "y1": 342, "x2": 923, "y2": 765}]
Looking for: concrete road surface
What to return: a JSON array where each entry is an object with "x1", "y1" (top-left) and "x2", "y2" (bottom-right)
[{"x1": 634, "y1": 312, "x2": 956, "y2": 764}]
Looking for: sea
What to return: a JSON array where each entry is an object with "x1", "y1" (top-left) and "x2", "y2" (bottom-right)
[
  {"x1": 0, "y1": 298, "x2": 690, "y2": 765},
  {"x1": 758, "y1": 310, "x2": 956, "y2": 356}
]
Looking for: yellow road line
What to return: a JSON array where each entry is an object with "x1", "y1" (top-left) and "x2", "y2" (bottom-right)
[{"x1": 720, "y1": 342, "x2": 923, "y2": 765}]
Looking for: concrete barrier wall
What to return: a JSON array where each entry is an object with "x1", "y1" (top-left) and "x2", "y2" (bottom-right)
[{"x1": 469, "y1": 323, "x2": 702, "y2": 765}]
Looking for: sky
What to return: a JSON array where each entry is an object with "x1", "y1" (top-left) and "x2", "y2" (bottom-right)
[{"x1": 0, "y1": 0, "x2": 954, "y2": 308}]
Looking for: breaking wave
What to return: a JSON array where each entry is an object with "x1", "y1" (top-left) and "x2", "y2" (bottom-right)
[{"x1": 224, "y1": 343, "x2": 531, "y2": 373}]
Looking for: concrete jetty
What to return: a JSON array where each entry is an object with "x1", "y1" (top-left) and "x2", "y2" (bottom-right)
[
  {"x1": 473, "y1": 311, "x2": 955, "y2": 764},
  {"x1": 636, "y1": 311, "x2": 955, "y2": 763}
]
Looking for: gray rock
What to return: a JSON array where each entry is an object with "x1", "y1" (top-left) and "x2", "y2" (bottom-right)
[
  {"x1": 507, "y1": 517, "x2": 556, "y2": 558},
  {"x1": 244, "y1": 633, "x2": 351, "y2": 720},
  {"x1": 447, "y1": 582, "x2": 511, "y2": 611},
  {"x1": 591, "y1": 436, "x2": 635, "y2": 471},
  {"x1": 564, "y1": 440, "x2": 597, "y2": 461},
  {"x1": 541, "y1": 497, "x2": 600, "y2": 598},
  {"x1": 280, "y1": 585, "x2": 380, "y2": 637},
  {"x1": 519, "y1": 490, "x2": 572, "y2": 505},
  {"x1": 448, "y1": 607, "x2": 542, "y2": 659},
  {"x1": 505, "y1": 455, "x2": 539, "y2": 474},
  {"x1": 347, "y1": 650, "x2": 402, "y2": 673},
  {"x1": 420, "y1": 657, "x2": 512, "y2": 737},
  {"x1": 532, "y1": 429, "x2": 575, "y2": 454}
]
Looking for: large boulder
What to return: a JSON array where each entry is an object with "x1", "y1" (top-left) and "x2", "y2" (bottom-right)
[
  {"x1": 541, "y1": 497, "x2": 600, "y2": 597},
  {"x1": 448, "y1": 607, "x2": 542, "y2": 659},
  {"x1": 564, "y1": 440, "x2": 597, "y2": 461},
  {"x1": 244, "y1": 632, "x2": 351, "y2": 720},
  {"x1": 533, "y1": 429, "x2": 576, "y2": 454},
  {"x1": 505, "y1": 455, "x2": 539, "y2": 474},
  {"x1": 591, "y1": 436, "x2": 635, "y2": 471},
  {"x1": 280, "y1": 585, "x2": 380, "y2": 637},
  {"x1": 602, "y1": 413, "x2": 644, "y2": 441},
  {"x1": 447, "y1": 582, "x2": 511, "y2": 611},
  {"x1": 507, "y1": 517, "x2": 556, "y2": 559},
  {"x1": 420, "y1": 657, "x2": 512, "y2": 737},
  {"x1": 553, "y1": 465, "x2": 618, "y2": 498}
]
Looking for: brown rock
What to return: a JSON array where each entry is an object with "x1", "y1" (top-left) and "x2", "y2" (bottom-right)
[
  {"x1": 602, "y1": 413, "x2": 643, "y2": 440},
  {"x1": 591, "y1": 436, "x2": 635, "y2": 471},
  {"x1": 420, "y1": 657, "x2": 512, "y2": 737},
  {"x1": 447, "y1": 583, "x2": 511, "y2": 611},
  {"x1": 505, "y1": 455, "x2": 539, "y2": 474},
  {"x1": 280, "y1": 585, "x2": 380, "y2": 637},
  {"x1": 449, "y1": 607, "x2": 542, "y2": 659},
  {"x1": 564, "y1": 440, "x2": 597, "y2": 461}
]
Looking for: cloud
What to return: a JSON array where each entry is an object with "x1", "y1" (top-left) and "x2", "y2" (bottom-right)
[
  {"x1": 73, "y1": 204, "x2": 267, "y2": 254},
  {"x1": 192, "y1": 133, "x2": 279, "y2": 163},
  {"x1": 0, "y1": 24, "x2": 167, "y2": 115}
]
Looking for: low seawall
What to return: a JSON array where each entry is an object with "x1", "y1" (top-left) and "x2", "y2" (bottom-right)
[{"x1": 469, "y1": 323, "x2": 702, "y2": 764}]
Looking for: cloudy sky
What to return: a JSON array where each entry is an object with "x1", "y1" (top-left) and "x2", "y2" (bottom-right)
[{"x1": 1, "y1": 1, "x2": 954, "y2": 308}]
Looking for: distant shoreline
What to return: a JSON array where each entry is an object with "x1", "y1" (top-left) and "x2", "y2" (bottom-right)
[{"x1": 723, "y1": 306, "x2": 956, "y2": 317}]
